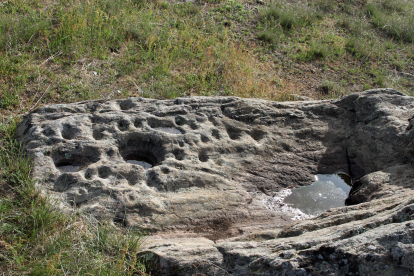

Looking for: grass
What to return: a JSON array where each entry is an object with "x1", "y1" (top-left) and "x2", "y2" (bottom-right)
[
  {"x1": 0, "y1": 0, "x2": 413, "y2": 274},
  {"x1": 256, "y1": 0, "x2": 414, "y2": 97},
  {"x1": 259, "y1": 0, "x2": 320, "y2": 32},
  {"x1": 1, "y1": 0, "x2": 413, "y2": 113},
  {"x1": 0, "y1": 0, "x2": 293, "y2": 114},
  {"x1": 366, "y1": 0, "x2": 414, "y2": 42}
]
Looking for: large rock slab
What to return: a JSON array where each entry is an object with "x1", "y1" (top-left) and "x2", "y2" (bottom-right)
[{"x1": 16, "y1": 89, "x2": 414, "y2": 275}]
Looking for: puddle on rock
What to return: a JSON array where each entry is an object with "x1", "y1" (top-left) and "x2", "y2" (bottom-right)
[
  {"x1": 262, "y1": 173, "x2": 352, "y2": 220},
  {"x1": 154, "y1": 127, "x2": 182, "y2": 135},
  {"x1": 124, "y1": 154, "x2": 154, "y2": 169}
]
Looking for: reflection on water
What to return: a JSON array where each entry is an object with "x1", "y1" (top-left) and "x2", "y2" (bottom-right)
[
  {"x1": 316, "y1": 173, "x2": 352, "y2": 193},
  {"x1": 154, "y1": 127, "x2": 182, "y2": 134},
  {"x1": 283, "y1": 173, "x2": 352, "y2": 216},
  {"x1": 126, "y1": 160, "x2": 153, "y2": 169},
  {"x1": 57, "y1": 165, "x2": 80, "y2": 172}
]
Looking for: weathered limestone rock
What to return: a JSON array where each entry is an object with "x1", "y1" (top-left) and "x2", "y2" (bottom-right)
[{"x1": 16, "y1": 89, "x2": 414, "y2": 275}]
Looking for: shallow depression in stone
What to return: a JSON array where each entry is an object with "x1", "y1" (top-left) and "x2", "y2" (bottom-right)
[{"x1": 283, "y1": 173, "x2": 352, "y2": 216}]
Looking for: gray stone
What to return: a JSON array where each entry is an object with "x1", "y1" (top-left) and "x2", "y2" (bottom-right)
[{"x1": 16, "y1": 89, "x2": 414, "y2": 275}]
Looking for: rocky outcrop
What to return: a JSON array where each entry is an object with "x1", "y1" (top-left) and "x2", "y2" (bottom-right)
[{"x1": 16, "y1": 89, "x2": 414, "y2": 275}]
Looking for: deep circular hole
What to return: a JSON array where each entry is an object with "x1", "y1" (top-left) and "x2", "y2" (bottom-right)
[
  {"x1": 121, "y1": 137, "x2": 166, "y2": 169},
  {"x1": 173, "y1": 149, "x2": 185, "y2": 160},
  {"x1": 250, "y1": 129, "x2": 267, "y2": 141},
  {"x1": 93, "y1": 129, "x2": 104, "y2": 140},
  {"x1": 134, "y1": 118, "x2": 143, "y2": 128},
  {"x1": 56, "y1": 161, "x2": 81, "y2": 173},
  {"x1": 106, "y1": 149, "x2": 115, "y2": 157},
  {"x1": 212, "y1": 129, "x2": 220, "y2": 139},
  {"x1": 118, "y1": 119, "x2": 130, "y2": 131},
  {"x1": 42, "y1": 127, "x2": 56, "y2": 137},
  {"x1": 190, "y1": 122, "x2": 199, "y2": 130},
  {"x1": 279, "y1": 173, "x2": 354, "y2": 217},
  {"x1": 199, "y1": 151, "x2": 209, "y2": 162},
  {"x1": 226, "y1": 126, "x2": 242, "y2": 140},
  {"x1": 123, "y1": 153, "x2": 156, "y2": 169},
  {"x1": 98, "y1": 166, "x2": 111, "y2": 178},
  {"x1": 61, "y1": 124, "x2": 80, "y2": 140},
  {"x1": 200, "y1": 135, "x2": 210, "y2": 143},
  {"x1": 175, "y1": 116, "x2": 186, "y2": 126},
  {"x1": 54, "y1": 149, "x2": 99, "y2": 173},
  {"x1": 84, "y1": 168, "x2": 95, "y2": 179}
]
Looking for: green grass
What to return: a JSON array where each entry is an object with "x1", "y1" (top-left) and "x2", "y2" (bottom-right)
[
  {"x1": 366, "y1": 0, "x2": 414, "y2": 42},
  {"x1": 0, "y1": 0, "x2": 287, "y2": 109},
  {"x1": 260, "y1": 0, "x2": 320, "y2": 32},
  {"x1": 256, "y1": 0, "x2": 414, "y2": 96},
  {"x1": 1, "y1": 0, "x2": 413, "y2": 112}
]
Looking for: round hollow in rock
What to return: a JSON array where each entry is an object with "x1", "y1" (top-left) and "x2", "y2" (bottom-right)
[
  {"x1": 123, "y1": 153, "x2": 156, "y2": 169},
  {"x1": 55, "y1": 161, "x2": 81, "y2": 172}
]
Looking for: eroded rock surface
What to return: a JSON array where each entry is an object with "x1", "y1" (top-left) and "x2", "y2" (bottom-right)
[{"x1": 16, "y1": 89, "x2": 414, "y2": 275}]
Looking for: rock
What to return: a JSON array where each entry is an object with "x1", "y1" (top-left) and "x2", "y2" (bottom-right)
[
  {"x1": 16, "y1": 88, "x2": 414, "y2": 275},
  {"x1": 290, "y1": 94, "x2": 314, "y2": 101}
]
